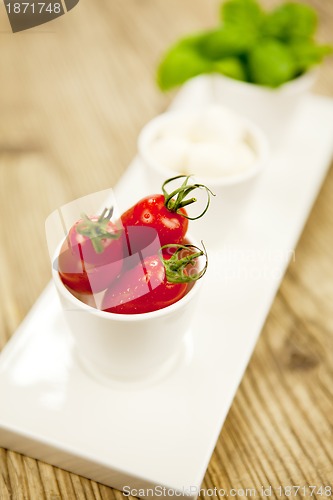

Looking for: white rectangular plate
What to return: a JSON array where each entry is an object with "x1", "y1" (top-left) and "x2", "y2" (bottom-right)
[{"x1": 0, "y1": 90, "x2": 333, "y2": 499}]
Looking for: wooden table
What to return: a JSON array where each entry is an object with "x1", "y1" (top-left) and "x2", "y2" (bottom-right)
[{"x1": 0, "y1": 1, "x2": 332, "y2": 498}]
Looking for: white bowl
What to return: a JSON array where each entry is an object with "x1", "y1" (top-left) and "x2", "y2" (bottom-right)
[
  {"x1": 138, "y1": 107, "x2": 269, "y2": 244},
  {"x1": 52, "y1": 237, "x2": 204, "y2": 382},
  {"x1": 209, "y1": 70, "x2": 317, "y2": 144}
]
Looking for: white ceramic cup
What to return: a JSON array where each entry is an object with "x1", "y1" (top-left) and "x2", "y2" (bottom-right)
[
  {"x1": 209, "y1": 71, "x2": 317, "y2": 145},
  {"x1": 138, "y1": 108, "x2": 269, "y2": 245},
  {"x1": 52, "y1": 237, "x2": 204, "y2": 382}
]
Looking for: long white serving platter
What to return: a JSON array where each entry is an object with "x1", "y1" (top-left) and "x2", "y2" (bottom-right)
[{"x1": 0, "y1": 85, "x2": 333, "y2": 499}]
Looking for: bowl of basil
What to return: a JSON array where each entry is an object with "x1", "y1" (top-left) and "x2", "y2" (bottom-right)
[{"x1": 157, "y1": 0, "x2": 332, "y2": 142}]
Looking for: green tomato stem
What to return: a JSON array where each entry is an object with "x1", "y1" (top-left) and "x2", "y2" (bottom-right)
[
  {"x1": 76, "y1": 207, "x2": 119, "y2": 254},
  {"x1": 159, "y1": 242, "x2": 208, "y2": 283},
  {"x1": 162, "y1": 175, "x2": 215, "y2": 220}
]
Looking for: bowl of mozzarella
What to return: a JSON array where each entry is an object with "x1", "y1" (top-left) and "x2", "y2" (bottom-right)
[{"x1": 138, "y1": 105, "x2": 269, "y2": 243}]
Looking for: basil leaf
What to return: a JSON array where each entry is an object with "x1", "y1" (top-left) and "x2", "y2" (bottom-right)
[
  {"x1": 262, "y1": 2, "x2": 317, "y2": 40},
  {"x1": 199, "y1": 26, "x2": 257, "y2": 60},
  {"x1": 290, "y1": 38, "x2": 333, "y2": 72},
  {"x1": 213, "y1": 57, "x2": 247, "y2": 81},
  {"x1": 221, "y1": 0, "x2": 264, "y2": 29},
  {"x1": 157, "y1": 45, "x2": 212, "y2": 91},
  {"x1": 248, "y1": 39, "x2": 296, "y2": 87}
]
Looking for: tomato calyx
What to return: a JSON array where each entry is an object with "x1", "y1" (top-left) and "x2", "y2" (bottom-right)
[
  {"x1": 76, "y1": 207, "x2": 120, "y2": 254},
  {"x1": 162, "y1": 175, "x2": 215, "y2": 220},
  {"x1": 159, "y1": 242, "x2": 208, "y2": 283}
]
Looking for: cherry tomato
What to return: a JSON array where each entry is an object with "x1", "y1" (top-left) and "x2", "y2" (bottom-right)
[
  {"x1": 57, "y1": 239, "x2": 92, "y2": 294},
  {"x1": 120, "y1": 175, "x2": 213, "y2": 254},
  {"x1": 63, "y1": 282, "x2": 97, "y2": 308},
  {"x1": 57, "y1": 238, "x2": 122, "y2": 295},
  {"x1": 121, "y1": 194, "x2": 187, "y2": 249},
  {"x1": 102, "y1": 243, "x2": 207, "y2": 315},
  {"x1": 56, "y1": 207, "x2": 123, "y2": 295},
  {"x1": 69, "y1": 208, "x2": 123, "y2": 266},
  {"x1": 101, "y1": 255, "x2": 187, "y2": 314}
]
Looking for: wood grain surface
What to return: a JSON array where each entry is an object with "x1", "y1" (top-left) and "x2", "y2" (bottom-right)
[{"x1": 0, "y1": 0, "x2": 332, "y2": 498}]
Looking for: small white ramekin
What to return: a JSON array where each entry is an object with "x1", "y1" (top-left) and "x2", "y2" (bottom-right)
[
  {"x1": 52, "y1": 237, "x2": 204, "y2": 382},
  {"x1": 138, "y1": 107, "x2": 269, "y2": 245}
]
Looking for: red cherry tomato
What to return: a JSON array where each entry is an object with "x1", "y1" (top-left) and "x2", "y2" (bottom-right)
[
  {"x1": 57, "y1": 239, "x2": 123, "y2": 295},
  {"x1": 56, "y1": 208, "x2": 123, "y2": 295},
  {"x1": 121, "y1": 194, "x2": 188, "y2": 248},
  {"x1": 63, "y1": 283, "x2": 98, "y2": 308},
  {"x1": 102, "y1": 243, "x2": 207, "y2": 315},
  {"x1": 69, "y1": 208, "x2": 123, "y2": 266},
  {"x1": 57, "y1": 239, "x2": 93, "y2": 294},
  {"x1": 120, "y1": 175, "x2": 213, "y2": 254},
  {"x1": 102, "y1": 254, "x2": 187, "y2": 314}
]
